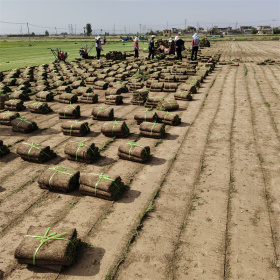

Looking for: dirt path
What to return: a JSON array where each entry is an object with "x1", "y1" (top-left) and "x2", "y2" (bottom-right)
[{"x1": 1, "y1": 40, "x2": 280, "y2": 280}]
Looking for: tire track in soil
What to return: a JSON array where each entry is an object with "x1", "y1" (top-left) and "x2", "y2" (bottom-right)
[
  {"x1": 110, "y1": 66, "x2": 229, "y2": 280},
  {"x1": 0, "y1": 81, "x2": 189, "y2": 278},
  {"x1": 225, "y1": 60, "x2": 278, "y2": 280},
  {"x1": 245, "y1": 65, "x2": 280, "y2": 276}
]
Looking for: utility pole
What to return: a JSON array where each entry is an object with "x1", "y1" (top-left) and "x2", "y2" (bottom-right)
[
  {"x1": 185, "y1": 19, "x2": 187, "y2": 30},
  {"x1": 114, "y1": 22, "x2": 115, "y2": 35},
  {"x1": 55, "y1": 27, "x2": 57, "y2": 36},
  {"x1": 140, "y1": 24, "x2": 142, "y2": 35},
  {"x1": 75, "y1": 25, "x2": 76, "y2": 35},
  {"x1": 26, "y1": 22, "x2": 30, "y2": 41}
]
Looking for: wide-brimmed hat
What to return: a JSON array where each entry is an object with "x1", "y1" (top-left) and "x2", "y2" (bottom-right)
[
  {"x1": 169, "y1": 37, "x2": 172, "y2": 42},
  {"x1": 151, "y1": 35, "x2": 156, "y2": 38},
  {"x1": 96, "y1": 36, "x2": 101, "y2": 40}
]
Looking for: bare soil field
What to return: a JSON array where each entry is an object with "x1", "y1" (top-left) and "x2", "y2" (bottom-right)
[{"x1": 0, "y1": 40, "x2": 280, "y2": 280}]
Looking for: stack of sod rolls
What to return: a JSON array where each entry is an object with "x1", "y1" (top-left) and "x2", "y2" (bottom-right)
[
  {"x1": 61, "y1": 121, "x2": 90, "y2": 136},
  {"x1": 0, "y1": 140, "x2": 10, "y2": 158},
  {"x1": 14, "y1": 226, "x2": 80, "y2": 272},
  {"x1": 145, "y1": 96, "x2": 165, "y2": 108},
  {"x1": 71, "y1": 80, "x2": 85, "y2": 89},
  {"x1": 38, "y1": 165, "x2": 80, "y2": 192},
  {"x1": 9, "y1": 91, "x2": 30, "y2": 101},
  {"x1": 129, "y1": 81, "x2": 144, "y2": 91},
  {"x1": 4, "y1": 99, "x2": 26, "y2": 111},
  {"x1": 174, "y1": 75, "x2": 188, "y2": 82},
  {"x1": 0, "y1": 111, "x2": 19, "y2": 125},
  {"x1": 162, "y1": 83, "x2": 178, "y2": 93},
  {"x1": 85, "y1": 76, "x2": 98, "y2": 85},
  {"x1": 59, "y1": 104, "x2": 80, "y2": 119},
  {"x1": 145, "y1": 79, "x2": 159, "y2": 89},
  {"x1": 118, "y1": 141, "x2": 150, "y2": 163},
  {"x1": 16, "y1": 142, "x2": 56, "y2": 163},
  {"x1": 134, "y1": 109, "x2": 157, "y2": 124},
  {"x1": 105, "y1": 87, "x2": 122, "y2": 96},
  {"x1": 101, "y1": 120, "x2": 129, "y2": 137},
  {"x1": 79, "y1": 92, "x2": 98, "y2": 104},
  {"x1": 28, "y1": 102, "x2": 52, "y2": 114},
  {"x1": 93, "y1": 81, "x2": 109, "y2": 90},
  {"x1": 92, "y1": 107, "x2": 114, "y2": 121},
  {"x1": 156, "y1": 111, "x2": 181, "y2": 126},
  {"x1": 156, "y1": 100, "x2": 179, "y2": 111},
  {"x1": 64, "y1": 139, "x2": 100, "y2": 163},
  {"x1": 55, "y1": 85, "x2": 72, "y2": 95},
  {"x1": 59, "y1": 93, "x2": 78, "y2": 104},
  {"x1": 35, "y1": 91, "x2": 54, "y2": 102},
  {"x1": 159, "y1": 75, "x2": 176, "y2": 83},
  {"x1": 150, "y1": 82, "x2": 164, "y2": 92},
  {"x1": 11, "y1": 116, "x2": 38, "y2": 133},
  {"x1": 105, "y1": 95, "x2": 123, "y2": 105},
  {"x1": 131, "y1": 89, "x2": 149, "y2": 106},
  {"x1": 174, "y1": 90, "x2": 193, "y2": 101},
  {"x1": 139, "y1": 122, "x2": 165, "y2": 139},
  {"x1": 0, "y1": 93, "x2": 9, "y2": 109},
  {"x1": 79, "y1": 172, "x2": 127, "y2": 200},
  {"x1": 178, "y1": 83, "x2": 197, "y2": 94}
]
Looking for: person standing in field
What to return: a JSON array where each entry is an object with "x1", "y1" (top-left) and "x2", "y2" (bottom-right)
[
  {"x1": 175, "y1": 36, "x2": 184, "y2": 60},
  {"x1": 191, "y1": 33, "x2": 200, "y2": 60},
  {"x1": 168, "y1": 37, "x2": 175, "y2": 55},
  {"x1": 148, "y1": 35, "x2": 155, "y2": 59},
  {"x1": 134, "y1": 36, "x2": 139, "y2": 58},
  {"x1": 95, "y1": 36, "x2": 103, "y2": 61}
]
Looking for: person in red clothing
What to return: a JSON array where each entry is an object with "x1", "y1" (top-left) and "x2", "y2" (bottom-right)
[
  {"x1": 168, "y1": 37, "x2": 175, "y2": 55},
  {"x1": 134, "y1": 36, "x2": 139, "y2": 58}
]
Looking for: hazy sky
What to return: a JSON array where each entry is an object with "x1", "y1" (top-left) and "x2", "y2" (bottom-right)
[{"x1": 0, "y1": 0, "x2": 279, "y2": 35}]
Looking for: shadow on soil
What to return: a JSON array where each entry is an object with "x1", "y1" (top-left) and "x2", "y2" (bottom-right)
[
  {"x1": 0, "y1": 186, "x2": 6, "y2": 193},
  {"x1": 0, "y1": 152, "x2": 18, "y2": 163},
  {"x1": 165, "y1": 133, "x2": 179, "y2": 140},
  {"x1": 97, "y1": 156, "x2": 117, "y2": 167},
  {"x1": 118, "y1": 189, "x2": 141, "y2": 204},
  {"x1": 178, "y1": 122, "x2": 190, "y2": 127},
  {"x1": 148, "y1": 155, "x2": 167, "y2": 166}
]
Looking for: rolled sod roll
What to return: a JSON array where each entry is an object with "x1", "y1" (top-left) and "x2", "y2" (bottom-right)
[
  {"x1": 4, "y1": 99, "x2": 26, "y2": 111},
  {"x1": 35, "y1": 85, "x2": 49, "y2": 92},
  {"x1": 38, "y1": 165, "x2": 80, "y2": 192},
  {"x1": 9, "y1": 90, "x2": 30, "y2": 101},
  {"x1": 59, "y1": 93, "x2": 78, "y2": 104},
  {"x1": 0, "y1": 111, "x2": 20, "y2": 126},
  {"x1": 174, "y1": 90, "x2": 193, "y2": 101},
  {"x1": 150, "y1": 83, "x2": 164, "y2": 92},
  {"x1": 105, "y1": 95, "x2": 123, "y2": 105},
  {"x1": 132, "y1": 89, "x2": 149, "y2": 98},
  {"x1": 0, "y1": 141, "x2": 10, "y2": 158},
  {"x1": 92, "y1": 106, "x2": 114, "y2": 121},
  {"x1": 139, "y1": 122, "x2": 165, "y2": 139},
  {"x1": 64, "y1": 140, "x2": 100, "y2": 163},
  {"x1": 56, "y1": 85, "x2": 72, "y2": 94},
  {"x1": 105, "y1": 87, "x2": 122, "y2": 96},
  {"x1": 15, "y1": 226, "x2": 79, "y2": 271},
  {"x1": 71, "y1": 80, "x2": 85, "y2": 89},
  {"x1": 104, "y1": 77, "x2": 116, "y2": 83},
  {"x1": 129, "y1": 82, "x2": 144, "y2": 90},
  {"x1": 61, "y1": 121, "x2": 90, "y2": 137},
  {"x1": 131, "y1": 100, "x2": 146, "y2": 106},
  {"x1": 59, "y1": 104, "x2": 80, "y2": 119},
  {"x1": 101, "y1": 120, "x2": 129, "y2": 137},
  {"x1": 11, "y1": 116, "x2": 38, "y2": 133},
  {"x1": 74, "y1": 86, "x2": 93, "y2": 96},
  {"x1": 118, "y1": 141, "x2": 150, "y2": 163},
  {"x1": 156, "y1": 111, "x2": 181, "y2": 126},
  {"x1": 35, "y1": 91, "x2": 54, "y2": 102},
  {"x1": 174, "y1": 75, "x2": 188, "y2": 82},
  {"x1": 16, "y1": 142, "x2": 56, "y2": 163},
  {"x1": 145, "y1": 96, "x2": 165, "y2": 108},
  {"x1": 134, "y1": 110, "x2": 157, "y2": 124},
  {"x1": 93, "y1": 81, "x2": 109, "y2": 90},
  {"x1": 28, "y1": 102, "x2": 52, "y2": 114},
  {"x1": 162, "y1": 83, "x2": 178, "y2": 92},
  {"x1": 79, "y1": 94, "x2": 98, "y2": 104},
  {"x1": 79, "y1": 172, "x2": 127, "y2": 200},
  {"x1": 179, "y1": 83, "x2": 197, "y2": 94},
  {"x1": 111, "y1": 83, "x2": 128, "y2": 93},
  {"x1": 68, "y1": 76, "x2": 80, "y2": 83},
  {"x1": 156, "y1": 100, "x2": 179, "y2": 111},
  {"x1": 85, "y1": 77, "x2": 98, "y2": 84}
]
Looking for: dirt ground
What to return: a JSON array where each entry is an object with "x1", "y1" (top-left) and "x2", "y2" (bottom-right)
[{"x1": 0, "y1": 40, "x2": 280, "y2": 280}]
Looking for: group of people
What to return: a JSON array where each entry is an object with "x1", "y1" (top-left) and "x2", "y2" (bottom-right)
[{"x1": 95, "y1": 33, "x2": 200, "y2": 62}]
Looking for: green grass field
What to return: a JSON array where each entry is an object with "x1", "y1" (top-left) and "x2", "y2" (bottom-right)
[{"x1": 0, "y1": 34, "x2": 278, "y2": 72}]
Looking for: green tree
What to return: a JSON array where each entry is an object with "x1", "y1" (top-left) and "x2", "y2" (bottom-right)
[
  {"x1": 85, "y1": 23, "x2": 92, "y2": 36},
  {"x1": 273, "y1": 27, "x2": 280, "y2": 34},
  {"x1": 45, "y1": 30, "x2": 49, "y2": 36},
  {"x1": 251, "y1": 27, "x2": 258, "y2": 34}
]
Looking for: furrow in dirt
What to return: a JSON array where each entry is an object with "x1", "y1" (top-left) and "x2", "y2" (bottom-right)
[{"x1": 225, "y1": 61, "x2": 278, "y2": 280}]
